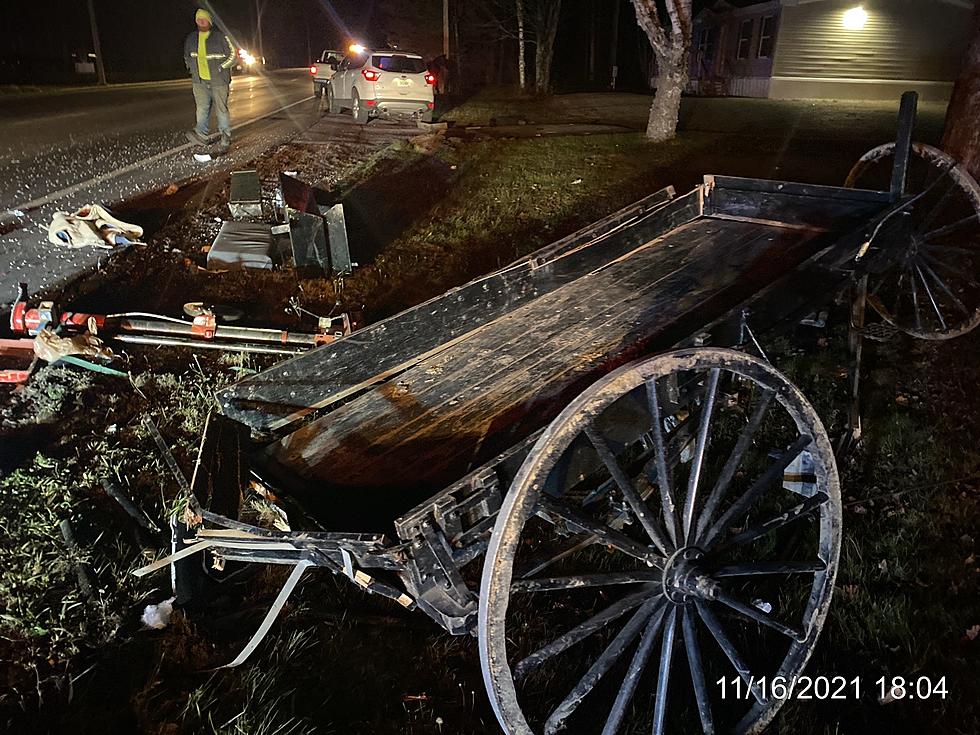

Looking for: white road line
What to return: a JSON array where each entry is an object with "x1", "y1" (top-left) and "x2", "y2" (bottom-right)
[{"x1": 6, "y1": 94, "x2": 314, "y2": 216}]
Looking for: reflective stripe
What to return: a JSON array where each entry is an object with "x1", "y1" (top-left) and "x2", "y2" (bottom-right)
[{"x1": 221, "y1": 35, "x2": 237, "y2": 69}]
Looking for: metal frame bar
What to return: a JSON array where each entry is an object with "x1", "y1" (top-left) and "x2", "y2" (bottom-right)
[{"x1": 890, "y1": 91, "x2": 919, "y2": 199}]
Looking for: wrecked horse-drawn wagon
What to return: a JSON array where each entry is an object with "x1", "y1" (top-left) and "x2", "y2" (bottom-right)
[{"x1": 138, "y1": 93, "x2": 980, "y2": 734}]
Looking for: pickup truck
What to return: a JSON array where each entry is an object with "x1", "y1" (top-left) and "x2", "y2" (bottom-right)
[{"x1": 311, "y1": 49, "x2": 343, "y2": 98}]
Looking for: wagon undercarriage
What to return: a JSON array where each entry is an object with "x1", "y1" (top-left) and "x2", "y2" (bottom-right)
[{"x1": 137, "y1": 93, "x2": 980, "y2": 734}]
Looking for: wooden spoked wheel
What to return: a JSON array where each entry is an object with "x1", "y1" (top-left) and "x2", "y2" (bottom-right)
[
  {"x1": 846, "y1": 142, "x2": 980, "y2": 340},
  {"x1": 479, "y1": 349, "x2": 842, "y2": 735}
]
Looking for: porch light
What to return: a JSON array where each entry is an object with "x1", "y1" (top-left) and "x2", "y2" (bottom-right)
[{"x1": 842, "y1": 6, "x2": 868, "y2": 30}]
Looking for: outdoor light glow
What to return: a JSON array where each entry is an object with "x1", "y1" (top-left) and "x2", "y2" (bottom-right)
[
  {"x1": 842, "y1": 6, "x2": 868, "y2": 30},
  {"x1": 349, "y1": 43, "x2": 367, "y2": 54}
]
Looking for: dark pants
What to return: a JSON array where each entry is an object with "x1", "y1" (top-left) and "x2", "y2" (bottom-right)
[{"x1": 192, "y1": 80, "x2": 231, "y2": 139}]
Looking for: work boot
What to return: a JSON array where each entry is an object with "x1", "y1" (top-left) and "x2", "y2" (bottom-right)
[
  {"x1": 185, "y1": 129, "x2": 209, "y2": 146},
  {"x1": 214, "y1": 134, "x2": 231, "y2": 155}
]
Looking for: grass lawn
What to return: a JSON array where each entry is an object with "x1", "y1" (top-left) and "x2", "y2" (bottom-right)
[{"x1": 1, "y1": 93, "x2": 977, "y2": 734}]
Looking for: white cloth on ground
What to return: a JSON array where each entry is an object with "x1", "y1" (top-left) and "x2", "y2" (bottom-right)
[{"x1": 47, "y1": 204, "x2": 143, "y2": 249}]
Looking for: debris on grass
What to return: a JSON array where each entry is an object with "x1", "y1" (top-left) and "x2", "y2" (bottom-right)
[{"x1": 141, "y1": 597, "x2": 175, "y2": 630}]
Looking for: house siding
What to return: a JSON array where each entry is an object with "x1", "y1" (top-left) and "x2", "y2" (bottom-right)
[
  {"x1": 770, "y1": 0, "x2": 973, "y2": 101},
  {"x1": 691, "y1": 2, "x2": 782, "y2": 97}
]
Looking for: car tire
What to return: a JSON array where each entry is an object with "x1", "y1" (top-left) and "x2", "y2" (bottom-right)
[
  {"x1": 352, "y1": 91, "x2": 369, "y2": 125},
  {"x1": 313, "y1": 82, "x2": 322, "y2": 98},
  {"x1": 327, "y1": 85, "x2": 341, "y2": 115}
]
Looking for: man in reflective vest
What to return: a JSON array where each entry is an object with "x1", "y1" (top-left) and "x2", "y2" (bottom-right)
[{"x1": 183, "y1": 8, "x2": 237, "y2": 154}]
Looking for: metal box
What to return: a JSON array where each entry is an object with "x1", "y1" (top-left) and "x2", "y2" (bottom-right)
[{"x1": 229, "y1": 170, "x2": 262, "y2": 219}]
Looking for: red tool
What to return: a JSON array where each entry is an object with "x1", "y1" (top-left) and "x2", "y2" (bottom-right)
[{"x1": 7, "y1": 285, "x2": 353, "y2": 356}]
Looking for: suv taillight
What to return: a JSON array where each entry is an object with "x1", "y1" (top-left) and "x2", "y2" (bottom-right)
[
  {"x1": 362, "y1": 69, "x2": 380, "y2": 82},
  {"x1": 424, "y1": 73, "x2": 435, "y2": 85},
  {"x1": 310, "y1": 66, "x2": 317, "y2": 75}
]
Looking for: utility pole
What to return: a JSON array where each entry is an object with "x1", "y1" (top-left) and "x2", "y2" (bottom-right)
[
  {"x1": 86, "y1": 0, "x2": 107, "y2": 86},
  {"x1": 609, "y1": 0, "x2": 620, "y2": 90},
  {"x1": 255, "y1": 0, "x2": 265, "y2": 58}
]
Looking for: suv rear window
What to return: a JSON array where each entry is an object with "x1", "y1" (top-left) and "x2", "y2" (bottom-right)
[{"x1": 372, "y1": 55, "x2": 427, "y2": 74}]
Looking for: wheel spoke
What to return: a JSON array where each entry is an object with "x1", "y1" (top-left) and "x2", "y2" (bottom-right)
[
  {"x1": 600, "y1": 605, "x2": 669, "y2": 735},
  {"x1": 512, "y1": 570, "x2": 662, "y2": 594},
  {"x1": 909, "y1": 264, "x2": 924, "y2": 332},
  {"x1": 925, "y1": 243, "x2": 978, "y2": 257},
  {"x1": 914, "y1": 263, "x2": 948, "y2": 330},
  {"x1": 514, "y1": 588, "x2": 655, "y2": 679},
  {"x1": 682, "y1": 369, "x2": 721, "y2": 544},
  {"x1": 890, "y1": 268, "x2": 908, "y2": 319},
  {"x1": 696, "y1": 601, "x2": 766, "y2": 705},
  {"x1": 921, "y1": 251, "x2": 980, "y2": 288},
  {"x1": 544, "y1": 597, "x2": 661, "y2": 734},
  {"x1": 711, "y1": 560, "x2": 826, "y2": 578},
  {"x1": 516, "y1": 535, "x2": 598, "y2": 579},
  {"x1": 694, "y1": 390, "x2": 774, "y2": 541},
  {"x1": 715, "y1": 492, "x2": 828, "y2": 551},
  {"x1": 918, "y1": 258, "x2": 971, "y2": 316},
  {"x1": 646, "y1": 378, "x2": 681, "y2": 547},
  {"x1": 922, "y1": 213, "x2": 979, "y2": 242},
  {"x1": 914, "y1": 173, "x2": 958, "y2": 235},
  {"x1": 682, "y1": 608, "x2": 715, "y2": 735},
  {"x1": 652, "y1": 607, "x2": 679, "y2": 735},
  {"x1": 585, "y1": 425, "x2": 671, "y2": 555},
  {"x1": 711, "y1": 588, "x2": 806, "y2": 641},
  {"x1": 537, "y1": 496, "x2": 661, "y2": 564},
  {"x1": 700, "y1": 435, "x2": 812, "y2": 550}
]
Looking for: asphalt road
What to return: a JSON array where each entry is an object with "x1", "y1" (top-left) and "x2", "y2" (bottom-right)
[
  {"x1": 0, "y1": 69, "x2": 320, "y2": 307},
  {"x1": 0, "y1": 69, "x2": 315, "y2": 210}
]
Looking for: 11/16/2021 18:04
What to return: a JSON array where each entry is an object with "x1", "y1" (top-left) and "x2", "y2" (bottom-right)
[{"x1": 715, "y1": 676, "x2": 949, "y2": 701}]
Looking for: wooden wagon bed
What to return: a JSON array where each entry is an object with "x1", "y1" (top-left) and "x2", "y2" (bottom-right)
[{"x1": 254, "y1": 176, "x2": 889, "y2": 531}]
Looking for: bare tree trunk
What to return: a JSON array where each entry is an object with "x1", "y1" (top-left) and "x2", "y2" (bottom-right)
[
  {"x1": 517, "y1": 0, "x2": 527, "y2": 90},
  {"x1": 609, "y1": 0, "x2": 620, "y2": 89},
  {"x1": 647, "y1": 55, "x2": 686, "y2": 141},
  {"x1": 588, "y1": 0, "x2": 596, "y2": 84},
  {"x1": 631, "y1": 0, "x2": 692, "y2": 141},
  {"x1": 452, "y1": 0, "x2": 461, "y2": 94},
  {"x1": 534, "y1": 0, "x2": 562, "y2": 94},
  {"x1": 943, "y1": 6, "x2": 980, "y2": 181}
]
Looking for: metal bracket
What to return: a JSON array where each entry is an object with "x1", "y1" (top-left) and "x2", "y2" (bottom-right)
[{"x1": 403, "y1": 521, "x2": 478, "y2": 635}]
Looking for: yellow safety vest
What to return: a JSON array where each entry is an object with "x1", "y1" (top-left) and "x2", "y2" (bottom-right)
[{"x1": 197, "y1": 31, "x2": 211, "y2": 81}]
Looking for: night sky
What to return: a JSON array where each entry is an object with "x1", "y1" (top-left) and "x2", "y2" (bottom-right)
[
  {"x1": 0, "y1": 0, "x2": 442, "y2": 82},
  {"x1": 0, "y1": 0, "x2": 735, "y2": 87}
]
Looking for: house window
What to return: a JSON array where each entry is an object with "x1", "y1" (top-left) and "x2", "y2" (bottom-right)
[
  {"x1": 737, "y1": 18, "x2": 754, "y2": 60},
  {"x1": 757, "y1": 15, "x2": 776, "y2": 58},
  {"x1": 696, "y1": 27, "x2": 718, "y2": 70}
]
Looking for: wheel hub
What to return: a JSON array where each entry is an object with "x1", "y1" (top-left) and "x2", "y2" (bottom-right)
[{"x1": 661, "y1": 546, "x2": 718, "y2": 605}]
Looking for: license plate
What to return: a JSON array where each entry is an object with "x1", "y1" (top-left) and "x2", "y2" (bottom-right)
[{"x1": 395, "y1": 78, "x2": 412, "y2": 87}]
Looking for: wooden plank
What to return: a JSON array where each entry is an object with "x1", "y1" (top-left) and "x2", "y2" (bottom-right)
[
  {"x1": 217, "y1": 186, "x2": 687, "y2": 435},
  {"x1": 259, "y1": 219, "x2": 822, "y2": 530},
  {"x1": 706, "y1": 185, "x2": 886, "y2": 230},
  {"x1": 705, "y1": 175, "x2": 892, "y2": 204}
]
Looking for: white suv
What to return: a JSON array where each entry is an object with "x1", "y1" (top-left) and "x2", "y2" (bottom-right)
[
  {"x1": 327, "y1": 49, "x2": 435, "y2": 124},
  {"x1": 312, "y1": 49, "x2": 342, "y2": 98}
]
